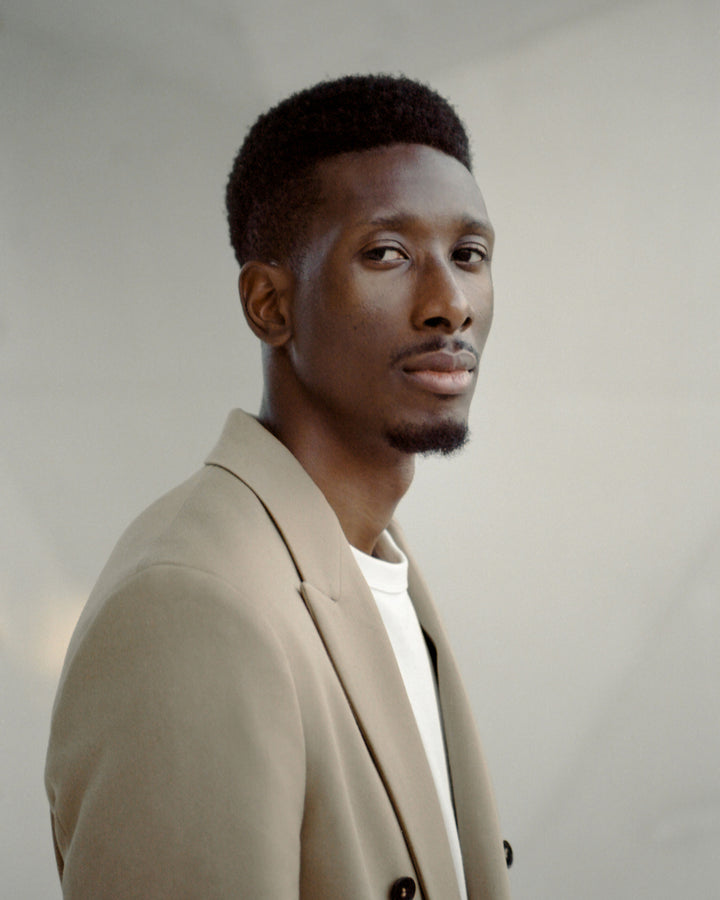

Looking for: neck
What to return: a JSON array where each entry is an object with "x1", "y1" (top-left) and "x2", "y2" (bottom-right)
[{"x1": 258, "y1": 393, "x2": 415, "y2": 556}]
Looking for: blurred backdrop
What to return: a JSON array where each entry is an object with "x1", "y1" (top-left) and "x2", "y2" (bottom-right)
[{"x1": 2, "y1": 0, "x2": 719, "y2": 896}]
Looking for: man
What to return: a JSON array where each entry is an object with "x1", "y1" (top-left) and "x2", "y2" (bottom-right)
[{"x1": 45, "y1": 74, "x2": 512, "y2": 899}]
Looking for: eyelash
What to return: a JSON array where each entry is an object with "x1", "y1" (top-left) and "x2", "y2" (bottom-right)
[
  {"x1": 452, "y1": 245, "x2": 488, "y2": 264},
  {"x1": 363, "y1": 243, "x2": 488, "y2": 265},
  {"x1": 363, "y1": 245, "x2": 407, "y2": 262}
]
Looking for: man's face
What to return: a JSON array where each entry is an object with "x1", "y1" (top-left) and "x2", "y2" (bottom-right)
[{"x1": 285, "y1": 142, "x2": 494, "y2": 459}]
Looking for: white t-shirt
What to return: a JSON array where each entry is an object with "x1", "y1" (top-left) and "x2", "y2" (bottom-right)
[{"x1": 350, "y1": 533, "x2": 468, "y2": 900}]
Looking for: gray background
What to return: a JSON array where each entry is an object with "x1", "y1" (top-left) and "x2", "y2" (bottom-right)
[{"x1": 2, "y1": 0, "x2": 719, "y2": 896}]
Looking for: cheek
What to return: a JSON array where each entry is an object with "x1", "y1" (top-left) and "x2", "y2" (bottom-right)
[
  {"x1": 321, "y1": 300, "x2": 398, "y2": 359},
  {"x1": 292, "y1": 262, "x2": 405, "y2": 376},
  {"x1": 473, "y1": 280, "x2": 494, "y2": 339},
  {"x1": 289, "y1": 307, "x2": 373, "y2": 389},
  {"x1": 480, "y1": 298, "x2": 494, "y2": 336}
]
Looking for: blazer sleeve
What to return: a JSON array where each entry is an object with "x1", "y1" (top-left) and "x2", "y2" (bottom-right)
[{"x1": 45, "y1": 563, "x2": 307, "y2": 899}]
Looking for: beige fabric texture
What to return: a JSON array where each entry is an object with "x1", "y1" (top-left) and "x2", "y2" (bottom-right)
[{"x1": 45, "y1": 410, "x2": 510, "y2": 899}]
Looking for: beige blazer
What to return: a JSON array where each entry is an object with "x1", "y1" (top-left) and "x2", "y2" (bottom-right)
[{"x1": 46, "y1": 410, "x2": 511, "y2": 899}]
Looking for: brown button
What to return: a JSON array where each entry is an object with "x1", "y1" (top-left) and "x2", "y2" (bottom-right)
[
  {"x1": 504, "y1": 839, "x2": 514, "y2": 868},
  {"x1": 390, "y1": 876, "x2": 416, "y2": 899}
]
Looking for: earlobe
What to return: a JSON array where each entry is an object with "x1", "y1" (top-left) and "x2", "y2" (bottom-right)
[{"x1": 239, "y1": 261, "x2": 294, "y2": 347}]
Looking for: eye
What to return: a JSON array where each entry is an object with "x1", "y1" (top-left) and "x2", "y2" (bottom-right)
[
  {"x1": 452, "y1": 244, "x2": 489, "y2": 264},
  {"x1": 362, "y1": 244, "x2": 408, "y2": 263}
]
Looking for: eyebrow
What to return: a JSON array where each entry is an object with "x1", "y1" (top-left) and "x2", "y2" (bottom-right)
[{"x1": 367, "y1": 212, "x2": 495, "y2": 239}]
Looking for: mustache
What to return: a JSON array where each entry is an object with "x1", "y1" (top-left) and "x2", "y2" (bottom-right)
[{"x1": 390, "y1": 336, "x2": 480, "y2": 368}]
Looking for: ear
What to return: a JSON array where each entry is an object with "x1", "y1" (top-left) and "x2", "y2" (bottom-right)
[{"x1": 239, "y1": 261, "x2": 294, "y2": 347}]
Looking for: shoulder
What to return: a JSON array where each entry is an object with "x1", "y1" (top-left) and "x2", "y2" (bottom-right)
[
  {"x1": 104, "y1": 461, "x2": 291, "y2": 585},
  {"x1": 62, "y1": 460, "x2": 303, "y2": 685},
  {"x1": 109, "y1": 458, "x2": 298, "y2": 592}
]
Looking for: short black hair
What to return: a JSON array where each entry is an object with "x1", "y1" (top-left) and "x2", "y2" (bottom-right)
[{"x1": 225, "y1": 73, "x2": 472, "y2": 266}]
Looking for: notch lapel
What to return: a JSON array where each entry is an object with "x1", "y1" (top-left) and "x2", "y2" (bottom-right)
[
  {"x1": 206, "y1": 411, "x2": 463, "y2": 898},
  {"x1": 300, "y1": 563, "x2": 462, "y2": 900},
  {"x1": 392, "y1": 524, "x2": 512, "y2": 900}
]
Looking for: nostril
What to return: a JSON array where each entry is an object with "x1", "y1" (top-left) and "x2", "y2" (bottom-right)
[
  {"x1": 424, "y1": 316, "x2": 451, "y2": 328},
  {"x1": 422, "y1": 314, "x2": 472, "y2": 331}
]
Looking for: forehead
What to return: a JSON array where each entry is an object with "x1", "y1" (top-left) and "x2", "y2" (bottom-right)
[{"x1": 309, "y1": 143, "x2": 491, "y2": 237}]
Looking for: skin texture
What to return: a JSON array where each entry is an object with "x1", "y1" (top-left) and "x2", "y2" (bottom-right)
[{"x1": 240, "y1": 143, "x2": 494, "y2": 554}]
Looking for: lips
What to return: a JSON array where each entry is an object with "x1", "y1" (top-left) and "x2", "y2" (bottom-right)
[
  {"x1": 402, "y1": 349, "x2": 477, "y2": 373},
  {"x1": 400, "y1": 348, "x2": 478, "y2": 395}
]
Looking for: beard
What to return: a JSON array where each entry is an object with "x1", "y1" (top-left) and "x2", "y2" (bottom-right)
[{"x1": 384, "y1": 418, "x2": 469, "y2": 456}]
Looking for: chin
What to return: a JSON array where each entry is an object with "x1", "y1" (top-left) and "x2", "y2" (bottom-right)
[{"x1": 384, "y1": 419, "x2": 470, "y2": 456}]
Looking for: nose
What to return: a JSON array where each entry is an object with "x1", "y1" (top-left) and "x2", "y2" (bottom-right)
[{"x1": 411, "y1": 257, "x2": 477, "y2": 334}]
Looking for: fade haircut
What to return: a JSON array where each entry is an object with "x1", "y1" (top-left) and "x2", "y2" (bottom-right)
[{"x1": 225, "y1": 73, "x2": 472, "y2": 267}]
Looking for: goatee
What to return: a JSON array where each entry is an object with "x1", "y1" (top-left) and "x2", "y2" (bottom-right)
[{"x1": 384, "y1": 420, "x2": 469, "y2": 456}]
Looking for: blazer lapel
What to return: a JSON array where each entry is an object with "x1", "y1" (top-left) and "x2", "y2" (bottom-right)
[
  {"x1": 300, "y1": 566, "x2": 462, "y2": 900},
  {"x1": 206, "y1": 411, "x2": 462, "y2": 899},
  {"x1": 392, "y1": 524, "x2": 512, "y2": 900}
]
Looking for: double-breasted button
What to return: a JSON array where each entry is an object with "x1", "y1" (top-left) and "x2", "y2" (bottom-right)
[
  {"x1": 390, "y1": 876, "x2": 416, "y2": 899},
  {"x1": 504, "y1": 839, "x2": 514, "y2": 868}
]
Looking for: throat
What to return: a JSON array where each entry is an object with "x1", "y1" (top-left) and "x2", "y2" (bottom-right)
[
  {"x1": 257, "y1": 390, "x2": 415, "y2": 554},
  {"x1": 286, "y1": 430, "x2": 414, "y2": 555},
  {"x1": 314, "y1": 453, "x2": 415, "y2": 555}
]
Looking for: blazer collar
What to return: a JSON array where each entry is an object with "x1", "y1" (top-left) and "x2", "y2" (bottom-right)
[
  {"x1": 205, "y1": 410, "x2": 463, "y2": 899},
  {"x1": 205, "y1": 409, "x2": 344, "y2": 596}
]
